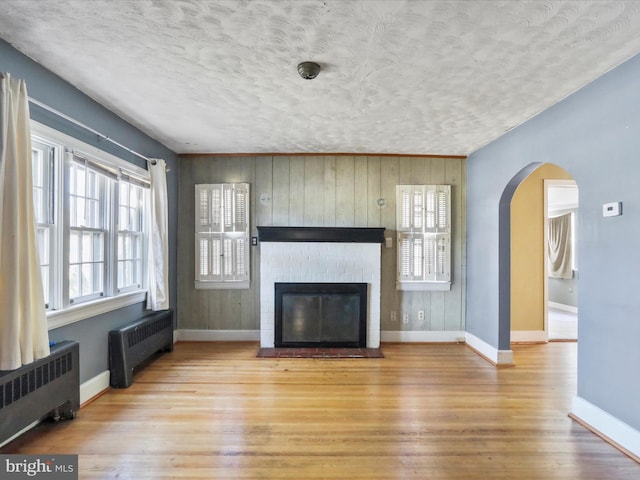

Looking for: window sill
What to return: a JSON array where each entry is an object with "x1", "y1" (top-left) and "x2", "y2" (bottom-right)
[
  {"x1": 47, "y1": 290, "x2": 147, "y2": 330},
  {"x1": 396, "y1": 282, "x2": 451, "y2": 292},
  {"x1": 194, "y1": 281, "x2": 250, "y2": 290}
]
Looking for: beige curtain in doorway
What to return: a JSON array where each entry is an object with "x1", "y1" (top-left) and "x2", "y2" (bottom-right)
[
  {"x1": 0, "y1": 73, "x2": 50, "y2": 370},
  {"x1": 547, "y1": 212, "x2": 572, "y2": 279}
]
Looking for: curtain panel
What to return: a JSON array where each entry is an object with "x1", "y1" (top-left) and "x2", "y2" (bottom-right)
[
  {"x1": 0, "y1": 73, "x2": 50, "y2": 370},
  {"x1": 146, "y1": 158, "x2": 169, "y2": 311},
  {"x1": 547, "y1": 212, "x2": 572, "y2": 279}
]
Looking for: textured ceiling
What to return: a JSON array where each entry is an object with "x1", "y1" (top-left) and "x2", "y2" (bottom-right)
[{"x1": 1, "y1": 0, "x2": 640, "y2": 156}]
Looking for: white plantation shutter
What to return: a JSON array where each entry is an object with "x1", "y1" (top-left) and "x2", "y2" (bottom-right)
[
  {"x1": 233, "y1": 184, "x2": 248, "y2": 231},
  {"x1": 199, "y1": 236, "x2": 209, "y2": 277},
  {"x1": 412, "y1": 189, "x2": 423, "y2": 229},
  {"x1": 195, "y1": 183, "x2": 250, "y2": 288},
  {"x1": 425, "y1": 188, "x2": 436, "y2": 229},
  {"x1": 211, "y1": 236, "x2": 222, "y2": 276},
  {"x1": 211, "y1": 186, "x2": 222, "y2": 231},
  {"x1": 396, "y1": 185, "x2": 451, "y2": 290},
  {"x1": 437, "y1": 188, "x2": 448, "y2": 229},
  {"x1": 223, "y1": 187, "x2": 233, "y2": 229},
  {"x1": 425, "y1": 235, "x2": 435, "y2": 278},
  {"x1": 399, "y1": 236, "x2": 411, "y2": 278},
  {"x1": 198, "y1": 186, "x2": 209, "y2": 227},
  {"x1": 399, "y1": 187, "x2": 411, "y2": 229}
]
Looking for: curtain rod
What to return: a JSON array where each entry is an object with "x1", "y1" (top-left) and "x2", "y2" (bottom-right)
[{"x1": 28, "y1": 97, "x2": 157, "y2": 165}]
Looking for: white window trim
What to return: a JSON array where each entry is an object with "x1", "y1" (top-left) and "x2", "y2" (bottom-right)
[
  {"x1": 32, "y1": 121, "x2": 149, "y2": 180},
  {"x1": 395, "y1": 281, "x2": 451, "y2": 292},
  {"x1": 194, "y1": 280, "x2": 249, "y2": 290},
  {"x1": 31, "y1": 121, "x2": 150, "y2": 327},
  {"x1": 47, "y1": 290, "x2": 148, "y2": 330}
]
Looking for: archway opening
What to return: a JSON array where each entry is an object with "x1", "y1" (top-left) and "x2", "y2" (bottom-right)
[{"x1": 498, "y1": 163, "x2": 577, "y2": 349}]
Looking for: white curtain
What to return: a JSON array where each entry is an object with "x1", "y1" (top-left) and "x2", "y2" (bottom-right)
[
  {"x1": 547, "y1": 212, "x2": 573, "y2": 279},
  {"x1": 146, "y1": 158, "x2": 169, "y2": 310},
  {"x1": 0, "y1": 73, "x2": 50, "y2": 370}
]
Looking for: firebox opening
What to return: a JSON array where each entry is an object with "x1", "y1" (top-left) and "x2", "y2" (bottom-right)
[{"x1": 275, "y1": 283, "x2": 367, "y2": 348}]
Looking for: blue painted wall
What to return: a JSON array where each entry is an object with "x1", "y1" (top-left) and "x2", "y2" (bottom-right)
[
  {"x1": 1, "y1": 39, "x2": 179, "y2": 383},
  {"x1": 467, "y1": 53, "x2": 640, "y2": 430}
]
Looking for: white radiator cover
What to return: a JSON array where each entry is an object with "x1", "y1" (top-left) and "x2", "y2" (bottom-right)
[{"x1": 260, "y1": 242, "x2": 381, "y2": 348}]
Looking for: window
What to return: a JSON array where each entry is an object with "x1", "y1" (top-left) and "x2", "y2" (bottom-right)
[
  {"x1": 118, "y1": 175, "x2": 145, "y2": 292},
  {"x1": 195, "y1": 183, "x2": 250, "y2": 289},
  {"x1": 67, "y1": 154, "x2": 110, "y2": 303},
  {"x1": 31, "y1": 122, "x2": 150, "y2": 328},
  {"x1": 396, "y1": 185, "x2": 451, "y2": 291},
  {"x1": 31, "y1": 139, "x2": 56, "y2": 308}
]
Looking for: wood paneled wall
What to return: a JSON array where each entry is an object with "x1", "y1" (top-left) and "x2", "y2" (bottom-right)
[{"x1": 177, "y1": 155, "x2": 466, "y2": 333}]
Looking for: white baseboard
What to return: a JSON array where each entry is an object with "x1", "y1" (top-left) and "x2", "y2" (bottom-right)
[
  {"x1": 176, "y1": 329, "x2": 260, "y2": 342},
  {"x1": 465, "y1": 332, "x2": 514, "y2": 366},
  {"x1": 381, "y1": 330, "x2": 466, "y2": 343},
  {"x1": 176, "y1": 329, "x2": 466, "y2": 344},
  {"x1": 511, "y1": 330, "x2": 548, "y2": 343},
  {"x1": 549, "y1": 301, "x2": 578, "y2": 314},
  {"x1": 80, "y1": 370, "x2": 110, "y2": 405},
  {"x1": 571, "y1": 396, "x2": 640, "y2": 460}
]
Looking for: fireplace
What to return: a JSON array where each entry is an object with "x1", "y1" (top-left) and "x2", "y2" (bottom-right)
[
  {"x1": 275, "y1": 282, "x2": 367, "y2": 348},
  {"x1": 258, "y1": 226, "x2": 384, "y2": 348}
]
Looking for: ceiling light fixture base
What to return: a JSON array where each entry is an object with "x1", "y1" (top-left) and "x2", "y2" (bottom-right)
[{"x1": 297, "y1": 61, "x2": 321, "y2": 80}]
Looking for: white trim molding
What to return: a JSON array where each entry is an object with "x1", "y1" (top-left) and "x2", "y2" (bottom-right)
[
  {"x1": 465, "y1": 332, "x2": 514, "y2": 366},
  {"x1": 176, "y1": 330, "x2": 470, "y2": 344},
  {"x1": 194, "y1": 281, "x2": 250, "y2": 290},
  {"x1": 395, "y1": 282, "x2": 451, "y2": 292},
  {"x1": 381, "y1": 330, "x2": 465, "y2": 343},
  {"x1": 176, "y1": 329, "x2": 260, "y2": 342},
  {"x1": 570, "y1": 396, "x2": 640, "y2": 460},
  {"x1": 549, "y1": 301, "x2": 578, "y2": 314},
  {"x1": 47, "y1": 290, "x2": 147, "y2": 330},
  {"x1": 80, "y1": 370, "x2": 110, "y2": 406},
  {"x1": 511, "y1": 330, "x2": 548, "y2": 343}
]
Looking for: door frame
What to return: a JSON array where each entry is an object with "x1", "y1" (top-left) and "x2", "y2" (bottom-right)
[{"x1": 544, "y1": 178, "x2": 578, "y2": 340}]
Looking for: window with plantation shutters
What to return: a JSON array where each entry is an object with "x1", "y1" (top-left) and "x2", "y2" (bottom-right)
[
  {"x1": 396, "y1": 185, "x2": 451, "y2": 291},
  {"x1": 195, "y1": 183, "x2": 250, "y2": 289}
]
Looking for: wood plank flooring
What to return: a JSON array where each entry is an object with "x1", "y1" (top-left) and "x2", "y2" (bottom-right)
[{"x1": 2, "y1": 342, "x2": 638, "y2": 479}]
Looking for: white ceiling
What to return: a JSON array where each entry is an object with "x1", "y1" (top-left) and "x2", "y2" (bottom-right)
[{"x1": 2, "y1": 0, "x2": 640, "y2": 156}]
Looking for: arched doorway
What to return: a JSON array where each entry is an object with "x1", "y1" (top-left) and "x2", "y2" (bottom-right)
[{"x1": 498, "y1": 163, "x2": 577, "y2": 348}]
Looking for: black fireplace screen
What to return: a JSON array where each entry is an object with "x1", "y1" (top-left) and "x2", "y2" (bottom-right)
[{"x1": 275, "y1": 283, "x2": 367, "y2": 348}]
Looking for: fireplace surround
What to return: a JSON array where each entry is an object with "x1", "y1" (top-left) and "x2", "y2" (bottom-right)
[{"x1": 258, "y1": 227, "x2": 384, "y2": 349}]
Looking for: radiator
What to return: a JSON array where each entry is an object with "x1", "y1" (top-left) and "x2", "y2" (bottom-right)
[
  {"x1": 109, "y1": 309, "x2": 174, "y2": 388},
  {"x1": 0, "y1": 341, "x2": 80, "y2": 445}
]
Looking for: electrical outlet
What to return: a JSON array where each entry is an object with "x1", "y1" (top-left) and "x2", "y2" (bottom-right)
[
  {"x1": 418, "y1": 310, "x2": 424, "y2": 321},
  {"x1": 402, "y1": 314, "x2": 409, "y2": 325},
  {"x1": 391, "y1": 311, "x2": 397, "y2": 322}
]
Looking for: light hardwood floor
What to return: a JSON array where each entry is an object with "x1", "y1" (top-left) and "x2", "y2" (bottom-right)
[{"x1": 2, "y1": 342, "x2": 638, "y2": 479}]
